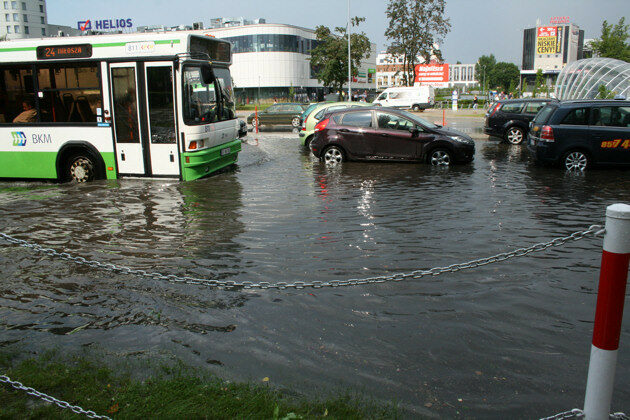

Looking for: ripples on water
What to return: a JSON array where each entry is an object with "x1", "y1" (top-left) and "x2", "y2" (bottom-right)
[{"x1": 0, "y1": 136, "x2": 629, "y2": 418}]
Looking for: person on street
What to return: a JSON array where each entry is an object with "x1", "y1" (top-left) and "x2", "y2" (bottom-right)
[{"x1": 472, "y1": 96, "x2": 478, "y2": 109}]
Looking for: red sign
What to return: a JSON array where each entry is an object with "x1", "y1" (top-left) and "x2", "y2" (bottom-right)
[
  {"x1": 537, "y1": 26, "x2": 557, "y2": 38},
  {"x1": 550, "y1": 16, "x2": 570, "y2": 24},
  {"x1": 414, "y1": 63, "x2": 449, "y2": 84}
]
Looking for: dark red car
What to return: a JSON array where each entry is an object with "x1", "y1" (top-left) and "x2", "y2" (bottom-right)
[{"x1": 310, "y1": 107, "x2": 475, "y2": 166}]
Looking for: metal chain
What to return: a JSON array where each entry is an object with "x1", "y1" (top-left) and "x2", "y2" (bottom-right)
[
  {"x1": 0, "y1": 225, "x2": 605, "y2": 290},
  {"x1": 0, "y1": 374, "x2": 112, "y2": 419},
  {"x1": 540, "y1": 409, "x2": 629, "y2": 420},
  {"x1": 540, "y1": 408, "x2": 584, "y2": 420}
]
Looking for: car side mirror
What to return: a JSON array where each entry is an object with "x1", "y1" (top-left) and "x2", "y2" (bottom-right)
[{"x1": 409, "y1": 127, "x2": 420, "y2": 137}]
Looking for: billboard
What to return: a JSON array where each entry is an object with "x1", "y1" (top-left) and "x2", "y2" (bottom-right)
[
  {"x1": 536, "y1": 26, "x2": 562, "y2": 54},
  {"x1": 414, "y1": 64, "x2": 449, "y2": 86}
]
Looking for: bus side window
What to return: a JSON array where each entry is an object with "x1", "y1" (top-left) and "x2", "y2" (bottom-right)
[
  {"x1": 37, "y1": 64, "x2": 101, "y2": 123},
  {"x1": 0, "y1": 66, "x2": 35, "y2": 124}
]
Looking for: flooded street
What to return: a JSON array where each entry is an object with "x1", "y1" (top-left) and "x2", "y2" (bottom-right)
[{"x1": 1, "y1": 130, "x2": 629, "y2": 418}]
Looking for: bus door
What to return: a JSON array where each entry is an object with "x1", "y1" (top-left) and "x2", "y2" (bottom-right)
[
  {"x1": 144, "y1": 62, "x2": 179, "y2": 176},
  {"x1": 110, "y1": 63, "x2": 145, "y2": 175}
]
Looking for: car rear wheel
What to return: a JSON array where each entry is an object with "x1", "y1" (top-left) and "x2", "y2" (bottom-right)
[
  {"x1": 428, "y1": 149, "x2": 452, "y2": 166},
  {"x1": 563, "y1": 150, "x2": 589, "y2": 171},
  {"x1": 304, "y1": 135, "x2": 313, "y2": 148},
  {"x1": 322, "y1": 145, "x2": 345, "y2": 164},
  {"x1": 292, "y1": 117, "x2": 301, "y2": 127},
  {"x1": 412, "y1": 104, "x2": 420, "y2": 111},
  {"x1": 505, "y1": 126, "x2": 525, "y2": 144}
]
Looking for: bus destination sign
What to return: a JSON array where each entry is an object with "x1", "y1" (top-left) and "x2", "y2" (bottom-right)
[{"x1": 36, "y1": 44, "x2": 93, "y2": 60}]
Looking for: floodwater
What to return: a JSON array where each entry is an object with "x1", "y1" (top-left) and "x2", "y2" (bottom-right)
[{"x1": 1, "y1": 129, "x2": 629, "y2": 418}]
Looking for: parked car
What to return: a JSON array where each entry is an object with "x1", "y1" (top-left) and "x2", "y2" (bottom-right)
[
  {"x1": 373, "y1": 86, "x2": 435, "y2": 111},
  {"x1": 299, "y1": 101, "x2": 371, "y2": 147},
  {"x1": 310, "y1": 107, "x2": 475, "y2": 165},
  {"x1": 238, "y1": 119, "x2": 247, "y2": 138},
  {"x1": 484, "y1": 98, "x2": 557, "y2": 144},
  {"x1": 527, "y1": 99, "x2": 630, "y2": 171},
  {"x1": 246, "y1": 103, "x2": 308, "y2": 129}
]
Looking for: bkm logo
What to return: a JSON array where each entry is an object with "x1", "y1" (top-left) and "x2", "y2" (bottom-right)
[{"x1": 11, "y1": 131, "x2": 26, "y2": 146}]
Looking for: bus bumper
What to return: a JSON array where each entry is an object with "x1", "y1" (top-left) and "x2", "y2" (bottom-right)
[{"x1": 181, "y1": 139, "x2": 241, "y2": 181}]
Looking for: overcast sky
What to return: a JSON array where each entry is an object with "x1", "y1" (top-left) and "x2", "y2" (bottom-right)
[{"x1": 49, "y1": 0, "x2": 627, "y2": 66}]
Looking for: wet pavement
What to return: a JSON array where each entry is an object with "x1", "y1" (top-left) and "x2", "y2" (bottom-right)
[{"x1": 1, "y1": 128, "x2": 629, "y2": 418}]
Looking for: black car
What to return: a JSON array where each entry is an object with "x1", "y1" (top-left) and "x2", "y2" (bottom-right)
[
  {"x1": 310, "y1": 107, "x2": 475, "y2": 166},
  {"x1": 485, "y1": 98, "x2": 557, "y2": 144},
  {"x1": 527, "y1": 99, "x2": 630, "y2": 171}
]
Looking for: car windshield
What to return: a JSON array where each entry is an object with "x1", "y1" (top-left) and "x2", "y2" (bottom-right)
[
  {"x1": 533, "y1": 104, "x2": 557, "y2": 124},
  {"x1": 398, "y1": 109, "x2": 438, "y2": 129}
]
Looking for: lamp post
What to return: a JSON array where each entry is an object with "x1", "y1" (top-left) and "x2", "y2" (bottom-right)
[{"x1": 347, "y1": 0, "x2": 351, "y2": 102}]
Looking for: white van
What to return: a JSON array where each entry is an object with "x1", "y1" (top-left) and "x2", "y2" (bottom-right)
[{"x1": 373, "y1": 86, "x2": 435, "y2": 111}]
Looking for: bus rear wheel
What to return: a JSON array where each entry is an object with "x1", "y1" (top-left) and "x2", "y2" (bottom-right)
[{"x1": 66, "y1": 154, "x2": 96, "y2": 183}]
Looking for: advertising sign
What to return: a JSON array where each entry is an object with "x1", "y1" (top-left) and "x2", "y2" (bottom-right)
[
  {"x1": 77, "y1": 18, "x2": 133, "y2": 31},
  {"x1": 536, "y1": 26, "x2": 562, "y2": 54},
  {"x1": 414, "y1": 64, "x2": 449, "y2": 87}
]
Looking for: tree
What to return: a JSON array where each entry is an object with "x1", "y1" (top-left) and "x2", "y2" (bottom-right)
[
  {"x1": 474, "y1": 54, "x2": 496, "y2": 92},
  {"x1": 492, "y1": 62, "x2": 520, "y2": 92},
  {"x1": 310, "y1": 18, "x2": 372, "y2": 97},
  {"x1": 589, "y1": 17, "x2": 630, "y2": 61},
  {"x1": 532, "y1": 68, "x2": 544, "y2": 97},
  {"x1": 385, "y1": 0, "x2": 451, "y2": 86}
]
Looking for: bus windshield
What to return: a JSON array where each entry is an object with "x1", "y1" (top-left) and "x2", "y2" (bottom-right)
[
  {"x1": 183, "y1": 66, "x2": 217, "y2": 125},
  {"x1": 183, "y1": 65, "x2": 235, "y2": 125}
]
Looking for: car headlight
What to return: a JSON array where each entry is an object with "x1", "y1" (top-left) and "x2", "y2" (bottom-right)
[{"x1": 449, "y1": 135, "x2": 466, "y2": 142}]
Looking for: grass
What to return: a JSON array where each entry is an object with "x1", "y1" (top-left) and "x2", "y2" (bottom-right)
[
  {"x1": 236, "y1": 103, "x2": 274, "y2": 112},
  {"x1": 0, "y1": 350, "x2": 398, "y2": 419}
]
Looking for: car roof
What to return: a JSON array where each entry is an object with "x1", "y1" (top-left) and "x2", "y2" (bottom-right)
[
  {"x1": 311, "y1": 101, "x2": 371, "y2": 112},
  {"x1": 324, "y1": 106, "x2": 406, "y2": 116},
  {"x1": 557, "y1": 99, "x2": 630, "y2": 106},
  {"x1": 498, "y1": 98, "x2": 557, "y2": 103}
]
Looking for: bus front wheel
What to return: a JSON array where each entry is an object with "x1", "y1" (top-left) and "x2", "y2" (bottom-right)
[{"x1": 65, "y1": 154, "x2": 96, "y2": 183}]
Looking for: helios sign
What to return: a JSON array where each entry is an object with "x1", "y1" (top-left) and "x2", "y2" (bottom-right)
[{"x1": 77, "y1": 18, "x2": 133, "y2": 31}]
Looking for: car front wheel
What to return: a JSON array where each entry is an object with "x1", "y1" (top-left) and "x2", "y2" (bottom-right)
[
  {"x1": 563, "y1": 150, "x2": 589, "y2": 171},
  {"x1": 322, "y1": 146, "x2": 345, "y2": 164},
  {"x1": 505, "y1": 126, "x2": 525, "y2": 144},
  {"x1": 428, "y1": 149, "x2": 452, "y2": 166}
]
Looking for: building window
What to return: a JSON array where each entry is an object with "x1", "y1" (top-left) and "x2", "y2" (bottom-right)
[
  {"x1": 40, "y1": 27, "x2": 44, "y2": 35},
  {"x1": 39, "y1": 16, "x2": 43, "y2": 24},
  {"x1": 6, "y1": 25, "x2": 10, "y2": 32},
  {"x1": 3, "y1": 1, "x2": 7, "y2": 8},
  {"x1": 10, "y1": 1, "x2": 16, "y2": 8},
  {"x1": 20, "y1": 1, "x2": 24, "y2": 9},
  {"x1": 12, "y1": 12, "x2": 16, "y2": 20},
  {"x1": 38, "y1": 4, "x2": 42, "y2": 12},
  {"x1": 22, "y1": 13, "x2": 25, "y2": 22},
  {"x1": 23, "y1": 24, "x2": 27, "y2": 33},
  {"x1": 4, "y1": 13, "x2": 9, "y2": 21},
  {"x1": 13, "y1": 24, "x2": 18, "y2": 32}
]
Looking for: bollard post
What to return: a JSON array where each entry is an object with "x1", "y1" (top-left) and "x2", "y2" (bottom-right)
[
  {"x1": 255, "y1": 105, "x2": 259, "y2": 134},
  {"x1": 584, "y1": 203, "x2": 630, "y2": 420},
  {"x1": 442, "y1": 108, "x2": 446, "y2": 126}
]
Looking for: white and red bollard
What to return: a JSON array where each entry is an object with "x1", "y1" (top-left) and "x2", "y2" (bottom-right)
[{"x1": 584, "y1": 203, "x2": 630, "y2": 420}]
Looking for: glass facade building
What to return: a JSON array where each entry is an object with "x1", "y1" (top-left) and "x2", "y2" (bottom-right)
[{"x1": 555, "y1": 58, "x2": 630, "y2": 100}]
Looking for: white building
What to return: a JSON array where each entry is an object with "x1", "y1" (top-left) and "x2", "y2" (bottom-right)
[
  {"x1": 376, "y1": 52, "x2": 477, "y2": 90},
  {"x1": 203, "y1": 22, "x2": 377, "y2": 102},
  {"x1": 1, "y1": 0, "x2": 47, "y2": 39}
]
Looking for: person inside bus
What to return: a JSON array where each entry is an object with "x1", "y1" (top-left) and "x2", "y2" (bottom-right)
[{"x1": 13, "y1": 99, "x2": 37, "y2": 123}]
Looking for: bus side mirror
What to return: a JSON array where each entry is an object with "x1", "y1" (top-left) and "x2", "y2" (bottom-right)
[{"x1": 201, "y1": 64, "x2": 214, "y2": 85}]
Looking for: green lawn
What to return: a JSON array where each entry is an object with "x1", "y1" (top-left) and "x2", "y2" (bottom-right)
[{"x1": 0, "y1": 350, "x2": 398, "y2": 419}]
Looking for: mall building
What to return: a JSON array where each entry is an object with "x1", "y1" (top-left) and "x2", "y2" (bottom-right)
[
  {"x1": 520, "y1": 17, "x2": 585, "y2": 89},
  {"x1": 202, "y1": 19, "x2": 377, "y2": 103}
]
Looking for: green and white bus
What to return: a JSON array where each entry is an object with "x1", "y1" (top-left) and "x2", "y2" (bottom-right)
[{"x1": 0, "y1": 31, "x2": 242, "y2": 182}]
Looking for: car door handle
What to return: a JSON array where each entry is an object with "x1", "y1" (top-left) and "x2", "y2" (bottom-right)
[
  {"x1": 338, "y1": 128, "x2": 351, "y2": 133},
  {"x1": 379, "y1": 133, "x2": 389, "y2": 137}
]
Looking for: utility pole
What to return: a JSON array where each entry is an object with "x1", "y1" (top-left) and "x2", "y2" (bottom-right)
[{"x1": 347, "y1": 0, "x2": 351, "y2": 102}]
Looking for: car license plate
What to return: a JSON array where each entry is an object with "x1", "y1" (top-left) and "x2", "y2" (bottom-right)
[{"x1": 220, "y1": 147, "x2": 230, "y2": 156}]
